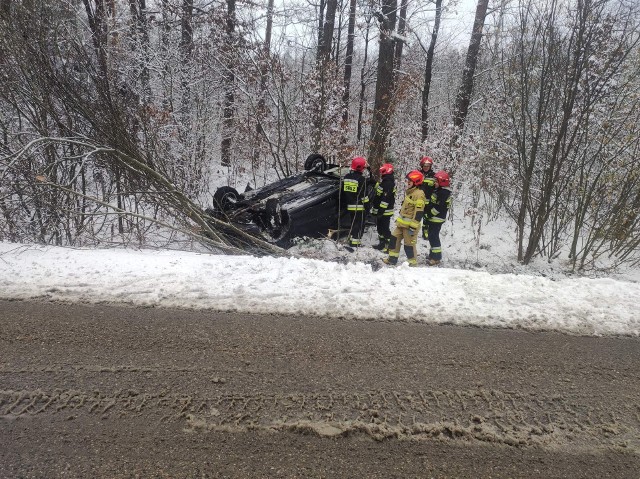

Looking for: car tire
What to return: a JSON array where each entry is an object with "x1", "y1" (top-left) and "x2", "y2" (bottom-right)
[
  {"x1": 263, "y1": 198, "x2": 291, "y2": 243},
  {"x1": 213, "y1": 186, "x2": 239, "y2": 211},
  {"x1": 265, "y1": 198, "x2": 281, "y2": 225},
  {"x1": 304, "y1": 154, "x2": 327, "y2": 172}
]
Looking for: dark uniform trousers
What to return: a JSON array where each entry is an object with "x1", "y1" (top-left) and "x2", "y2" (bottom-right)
[
  {"x1": 342, "y1": 171, "x2": 368, "y2": 246},
  {"x1": 425, "y1": 187, "x2": 452, "y2": 261},
  {"x1": 376, "y1": 215, "x2": 392, "y2": 243},
  {"x1": 372, "y1": 175, "x2": 396, "y2": 249}
]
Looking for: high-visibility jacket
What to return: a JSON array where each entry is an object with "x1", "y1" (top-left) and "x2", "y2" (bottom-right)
[
  {"x1": 426, "y1": 187, "x2": 452, "y2": 223},
  {"x1": 341, "y1": 170, "x2": 369, "y2": 212},
  {"x1": 371, "y1": 174, "x2": 396, "y2": 216},
  {"x1": 396, "y1": 186, "x2": 427, "y2": 229}
]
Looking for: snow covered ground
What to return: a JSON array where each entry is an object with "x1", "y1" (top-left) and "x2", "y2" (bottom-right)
[{"x1": 1, "y1": 236, "x2": 638, "y2": 337}]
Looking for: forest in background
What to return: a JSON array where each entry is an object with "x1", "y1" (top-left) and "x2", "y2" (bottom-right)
[{"x1": 1, "y1": 0, "x2": 639, "y2": 270}]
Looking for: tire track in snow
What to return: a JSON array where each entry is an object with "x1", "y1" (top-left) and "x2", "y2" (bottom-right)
[{"x1": 2, "y1": 387, "x2": 637, "y2": 451}]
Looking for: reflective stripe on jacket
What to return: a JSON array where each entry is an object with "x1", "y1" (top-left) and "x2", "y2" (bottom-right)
[
  {"x1": 341, "y1": 171, "x2": 368, "y2": 212},
  {"x1": 396, "y1": 186, "x2": 427, "y2": 229},
  {"x1": 421, "y1": 171, "x2": 437, "y2": 201},
  {"x1": 426, "y1": 187, "x2": 452, "y2": 223},
  {"x1": 372, "y1": 174, "x2": 396, "y2": 216}
]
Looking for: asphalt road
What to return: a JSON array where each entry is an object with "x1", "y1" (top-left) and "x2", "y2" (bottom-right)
[{"x1": 1, "y1": 300, "x2": 639, "y2": 478}]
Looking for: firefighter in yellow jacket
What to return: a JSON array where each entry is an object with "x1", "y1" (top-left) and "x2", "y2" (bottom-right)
[{"x1": 382, "y1": 170, "x2": 427, "y2": 267}]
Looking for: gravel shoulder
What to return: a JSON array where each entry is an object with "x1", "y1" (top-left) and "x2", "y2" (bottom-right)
[{"x1": 1, "y1": 300, "x2": 639, "y2": 478}]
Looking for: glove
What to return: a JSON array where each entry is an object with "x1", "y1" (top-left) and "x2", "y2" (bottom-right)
[
  {"x1": 371, "y1": 208, "x2": 378, "y2": 215},
  {"x1": 409, "y1": 228, "x2": 416, "y2": 235}
]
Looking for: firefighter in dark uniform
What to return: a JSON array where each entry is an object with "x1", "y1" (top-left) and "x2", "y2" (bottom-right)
[
  {"x1": 371, "y1": 163, "x2": 396, "y2": 252},
  {"x1": 419, "y1": 156, "x2": 437, "y2": 240},
  {"x1": 425, "y1": 170, "x2": 453, "y2": 265},
  {"x1": 341, "y1": 156, "x2": 369, "y2": 247},
  {"x1": 382, "y1": 170, "x2": 427, "y2": 267}
]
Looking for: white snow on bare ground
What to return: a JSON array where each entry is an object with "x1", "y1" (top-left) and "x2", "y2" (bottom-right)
[{"x1": 1, "y1": 241, "x2": 638, "y2": 337}]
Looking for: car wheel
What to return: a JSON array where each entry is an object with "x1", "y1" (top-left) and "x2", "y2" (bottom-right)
[
  {"x1": 213, "y1": 186, "x2": 239, "y2": 211},
  {"x1": 265, "y1": 198, "x2": 282, "y2": 228},
  {"x1": 262, "y1": 198, "x2": 290, "y2": 243},
  {"x1": 304, "y1": 154, "x2": 327, "y2": 172}
]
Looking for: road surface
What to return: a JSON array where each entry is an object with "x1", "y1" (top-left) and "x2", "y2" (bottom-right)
[{"x1": 1, "y1": 300, "x2": 639, "y2": 478}]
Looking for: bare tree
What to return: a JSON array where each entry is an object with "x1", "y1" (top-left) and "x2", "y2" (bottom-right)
[
  {"x1": 421, "y1": 0, "x2": 443, "y2": 142},
  {"x1": 257, "y1": 0, "x2": 275, "y2": 134},
  {"x1": 312, "y1": 0, "x2": 339, "y2": 151},
  {"x1": 497, "y1": 0, "x2": 640, "y2": 265},
  {"x1": 368, "y1": 0, "x2": 398, "y2": 170},
  {"x1": 394, "y1": 0, "x2": 408, "y2": 72},
  {"x1": 341, "y1": 0, "x2": 357, "y2": 125},
  {"x1": 179, "y1": 0, "x2": 194, "y2": 117},
  {"x1": 357, "y1": 14, "x2": 374, "y2": 144},
  {"x1": 128, "y1": 0, "x2": 151, "y2": 103},
  {"x1": 0, "y1": 0, "x2": 286, "y2": 254},
  {"x1": 83, "y1": 0, "x2": 111, "y2": 97},
  {"x1": 452, "y1": 0, "x2": 490, "y2": 142},
  {"x1": 221, "y1": 0, "x2": 237, "y2": 167}
]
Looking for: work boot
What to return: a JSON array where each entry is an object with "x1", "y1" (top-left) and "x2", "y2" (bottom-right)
[
  {"x1": 372, "y1": 240, "x2": 386, "y2": 250},
  {"x1": 382, "y1": 257, "x2": 397, "y2": 266},
  {"x1": 408, "y1": 259, "x2": 418, "y2": 267},
  {"x1": 428, "y1": 258, "x2": 441, "y2": 266}
]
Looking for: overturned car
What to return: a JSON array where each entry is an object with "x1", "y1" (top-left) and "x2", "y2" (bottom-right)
[{"x1": 205, "y1": 154, "x2": 373, "y2": 248}]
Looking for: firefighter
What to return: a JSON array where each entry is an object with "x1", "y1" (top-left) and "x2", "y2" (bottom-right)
[
  {"x1": 419, "y1": 156, "x2": 437, "y2": 240},
  {"x1": 370, "y1": 163, "x2": 396, "y2": 252},
  {"x1": 382, "y1": 170, "x2": 427, "y2": 267},
  {"x1": 341, "y1": 156, "x2": 369, "y2": 247},
  {"x1": 425, "y1": 170, "x2": 453, "y2": 266}
]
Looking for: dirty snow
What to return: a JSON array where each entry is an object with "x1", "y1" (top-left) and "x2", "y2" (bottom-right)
[{"x1": 1, "y1": 241, "x2": 638, "y2": 337}]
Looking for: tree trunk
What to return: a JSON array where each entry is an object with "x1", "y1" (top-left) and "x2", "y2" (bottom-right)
[
  {"x1": 82, "y1": 0, "x2": 111, "y2": 99},
  {"x1": 341, "y1": 0, "x2": 356, "y2": 124},
  {"x1": 254, "y1": 0, "x2": 274, "y2": 166},
  {"x1": 179, "y1": 0, "x2": 193, "y2": 117},
  {"x1": 356, "y1": 15, "x2": 372, "y2": 144},
  {"x1": 257, "y1": 0, "x2": 274, "y2": 132},
  {"x1": 221, "y1": 0, "x2": 236, "y2": 167},
  {"x1": 160, "y1": 0, "x2": 171, "y2": 111},
  {"x1": 317, "y1": 0, "x2": 337, "y2": 63},
  {"x1": 393, "y1": 0, "x2": 408, "y2": 73},
  {"x1": 180, "y1": 0, "x2": 193, "y2": 61},
  {"x1": 452, "y1": 0, "x2": 489, "y2": 140},
  {"x1": 368, "y1": 0, "x2": 397, "y2": 171},
  {"x1": 421, "y1": 0, "x2": 442, "y2": 142},
  {"x1": 312, "y1": 0, "x2": 338, "y2": 152},
  {"x1": 128, "y1": 0, "x2": 151, "y2": 103},
  {"x1": 317, "y1": 0, "x2": 326, "y2": 53}
]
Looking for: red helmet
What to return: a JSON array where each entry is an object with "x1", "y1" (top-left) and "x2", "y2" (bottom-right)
[
  {"x1": 406, "y1": 170, "x2": 424, "y2": 187},
  {"x1": 350, "y1": 156, "x2": 368, "y2": 172},
  {"x1": 420, "y1": 156, "x2": 434, "y2": 168},
  {"x1": 434, "y1": 170, "x2": 450, "y2": 187},
  {"x1": 379, "y1": 163, "x2": 394, "y2": 175}
]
